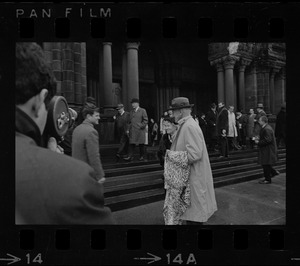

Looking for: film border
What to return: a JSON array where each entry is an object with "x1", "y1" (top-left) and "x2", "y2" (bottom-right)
[{"x1": 0, "y1": 2, "x2": 299, "y2": 265}]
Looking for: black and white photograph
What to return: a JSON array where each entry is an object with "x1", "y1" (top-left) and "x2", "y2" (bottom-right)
[{"x1": 16, "y1": 41, "x2": 286, "y2": 225}]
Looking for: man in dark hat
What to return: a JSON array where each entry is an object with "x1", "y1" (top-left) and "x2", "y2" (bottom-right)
[
  {"x1": 256, "y1": 116, "x2": 280, "y2": 184},
  {"x1": 15, "y1": 42, "x2": 113, "y2": 224},
  {"x1": 165, "y1": 97, "x2": 217, "y2": 225},
  {"x1": 216, "y1": 102, "x2": 229, "y2": 158},
  {"x1": 113, "y1": 103, "x2": 130, "y2": 160},
  {"x1": 124, "y1": 98, "x2": 148, "y2": 161},
  {"x1": 253, "y1": 103, "x2": 267, "y2": 138},
  {"x1": 206, "y1": 103, "x2": 218, "y2": 152},
  {"x1": 72, "y1": 104, "x2": 106, "y2": 183}
]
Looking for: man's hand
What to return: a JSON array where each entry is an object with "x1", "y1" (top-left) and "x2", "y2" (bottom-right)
[{"x1": 47, "y1": 137, "x2": 64, "y2": 154}]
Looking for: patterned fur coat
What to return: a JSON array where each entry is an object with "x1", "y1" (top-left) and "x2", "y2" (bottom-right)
[{"x1": 163, "y1": 150, "x2": 191, "y2": 225}]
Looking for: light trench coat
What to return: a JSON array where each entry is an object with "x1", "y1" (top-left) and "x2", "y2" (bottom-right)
[
  {"x1": 170, "y1": 115, "x2": 217, "y2": 222},
  {"x1": 227, "y1": 112, "x2": 238, "y2": 137}
]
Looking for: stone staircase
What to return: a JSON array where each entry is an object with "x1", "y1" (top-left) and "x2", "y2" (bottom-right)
[{"x1": 101, "y1": 147, "x2": 286, "y2": 212}]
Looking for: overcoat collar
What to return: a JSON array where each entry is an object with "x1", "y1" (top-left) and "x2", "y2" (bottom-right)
[
  {"x1": 82, "y1": 119, "x2": 94, "y2": 128},
  {"x1": 16, "y1": 106, "x2": 42, "y2": 146},
  {"x1": 177, "y1": 115, "x2": 192, "y2": 126}
]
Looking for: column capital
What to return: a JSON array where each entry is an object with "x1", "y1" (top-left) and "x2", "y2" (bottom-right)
[
  {"x1": 126, "y1": 42, "x2": 140, "y2": 50},
  {"x1": 103, "y1": 42, "x2": 112, "y2": 46},
  {"x1": 238, "y1": 58, "x2": 252, "y2": 72},
  {"x1": 215, "y1": 62, "x2": 224, "y2": 72},
  {"x1": 223, "y1": 55, "x2": 239, "y2": 69},
  {"x1": 278, "y1": 67, "x2": 286, "y2": 79},
  {"x1": 270, "y1": 67, "x2": 281, "y2": 78}
]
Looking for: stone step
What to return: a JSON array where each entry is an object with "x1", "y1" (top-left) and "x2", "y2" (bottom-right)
[
  {"x1": 104, "y1": 152, "x2": 286, "y2": 178},
  {"x1": 105, "y1": 188, "x2": 165, "y2": 212},
  {"x1": 104, "y1": 159, "x2": 285, "y2": 196},
  {"x1": 104, "y1": 160, "x2": 286, "y2": 211},
  {"x1": 214, "y1": 165, "x2": 286, "y2": 188},
  {"x1": 101, "y1": 147, "x2": 286, "y2": 165},
  {"x1": 106, "y1": 165, "x2": 287, "y2": 212}
]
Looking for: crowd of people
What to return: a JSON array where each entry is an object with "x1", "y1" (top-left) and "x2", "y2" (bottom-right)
[{"x1": 15, "y1": 42, "x2": 285, "y2": 225}]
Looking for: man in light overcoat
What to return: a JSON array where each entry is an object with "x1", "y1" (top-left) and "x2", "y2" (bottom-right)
[
  {"x1": 168, "y1": 97, "x2": 217, "y2": 224},
  {"x1": 124, "y1": 98, "x2": 148, "y2": 161}
]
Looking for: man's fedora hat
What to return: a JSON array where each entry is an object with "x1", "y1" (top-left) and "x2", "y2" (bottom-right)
[
  {"x1": 116, "y1": 103, "x2": 124, "y2": 110},
  {"x1": 167, "y1": 97, "x2": 194, "y2": 110},
  {"x1": 257, "y1": 103, "x2": 264, "y2": 108},
  {"x1": 131, "y1": 98, "x2": 140, "y2": 103}
]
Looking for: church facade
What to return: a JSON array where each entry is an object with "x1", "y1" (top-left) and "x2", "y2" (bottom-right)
[{"x1": 42, "y1": 41, "x2": 286, "y2": 143}]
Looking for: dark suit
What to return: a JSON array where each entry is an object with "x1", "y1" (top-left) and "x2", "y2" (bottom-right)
[
  {"x1": 115, "y1": 111, "x2": 130, "y2": 155},
  {"x1": 253, "y1": 110, "x2": 266, "y2": 136},
  {"x1": 72, "y1": 120, "x2": 105, "y2": 181},
  {"x1": 206, "y1": 109, "x2": 218, "y2": 150},
  {"x1": 275, "y1": 109, "x2": 286, "y2": 147},
  {"x1": 16, "y1": 108, "x2": 114, "y2": 224},
  {"x1": 216, "y1": 107, "x2": 229, "y2": 157},
  {"x1": 258, "y1": 124, "x2": 278, "y2": 182}
]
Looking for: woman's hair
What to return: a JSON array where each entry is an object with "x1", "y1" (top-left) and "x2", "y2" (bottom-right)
[
  {"x1": 16, "y1": 42, "x2": 57, "y2": 108},
  {"x1": 163, "y1": 116, "x2": 177, "y2": 125}
]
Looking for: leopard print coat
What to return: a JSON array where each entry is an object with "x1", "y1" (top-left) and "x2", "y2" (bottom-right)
[{"x1": 163, "y1": 150, "x2": 191, "y2": 225}]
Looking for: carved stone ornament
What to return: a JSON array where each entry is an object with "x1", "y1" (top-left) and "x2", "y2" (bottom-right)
[{"x1": 227, "y1": 42, "x2": 239, "y2": 55}]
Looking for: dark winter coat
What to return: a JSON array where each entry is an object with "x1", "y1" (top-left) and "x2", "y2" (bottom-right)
[
  {"x1": 115, "y1": 111, "x2": 130, "y2": 138},
  {"x1": 128, "y1": 107, "x2": 148, "y2": 144},
  {"x1": 216, "y1": 107, "x2": 229, "y2": 136},
  {"x1": 198, "y1": 117, "x2": 207, "y2": 139},
  {"x1": 258, "y1": 124, "x2": 278, "y2": 165},
  {"x1": 275, "y1": 109, "x2": 286, "y2": 138},
  {"x1": 253, "y1": 110, "x2": 266, "y2": 136},
  {"x1": 16, "y1": 107, "x2": 114, "y2": 224},
  {"x1": 206, "y1": 109, "x2": 218, "y2": 137},
  {"x1": 157, "y1": 133, "x2": 173, "y2": 167}
]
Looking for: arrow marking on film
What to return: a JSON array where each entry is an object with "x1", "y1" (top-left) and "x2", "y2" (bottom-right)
[
  {"x1": 0, "y1": 254, "x2": 21, "y2": 265},
  {"x1": 134, "y1": 253, "x2": 161, "y2": 264}
]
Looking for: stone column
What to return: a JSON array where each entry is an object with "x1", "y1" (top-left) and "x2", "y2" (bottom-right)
[
  {"x1": 62, "y1": 43, "x2": 75, "y2": 103},
  {"x1": 238, "y1": 59, "x2": 251, "y2": 111},
  {"x1": 103, "y1": 42, "x2": 113, "y2": 108},
  {"x1": 215, "y1": 62, "x2": 225, "y2": 103},
  {"x1": 80, "y1": 43, "x2": 87, "y2": 103},
  {"x1": 122, "y1": 48, "x2": 128, "y2": 109},
  {"x1": 281, "y1": 68, "x2": 286, "y2": 103},
  {"x1": 263, "y1": 67, "x2": 271, "y2": 113},
  {"x1": 223, "y1": 56, "x2": 238, "y2": 107},
  {"x1": 126, "y1": 42, "x2": 140, "y2": 107},
  {"x1": 74, "y1": 42, "x2": 83, "y2": 104},
  {"x1": 269, "y1": 67, "x2": 280, "y2": 114}
]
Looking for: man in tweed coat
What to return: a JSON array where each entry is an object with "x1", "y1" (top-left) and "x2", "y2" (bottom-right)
[
  {"x1": 124, "y1": 98, "x2": 148, "y2": 161},
  {"x1": 72, "y1": 105, "x2": 105, "y2": 183}
]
